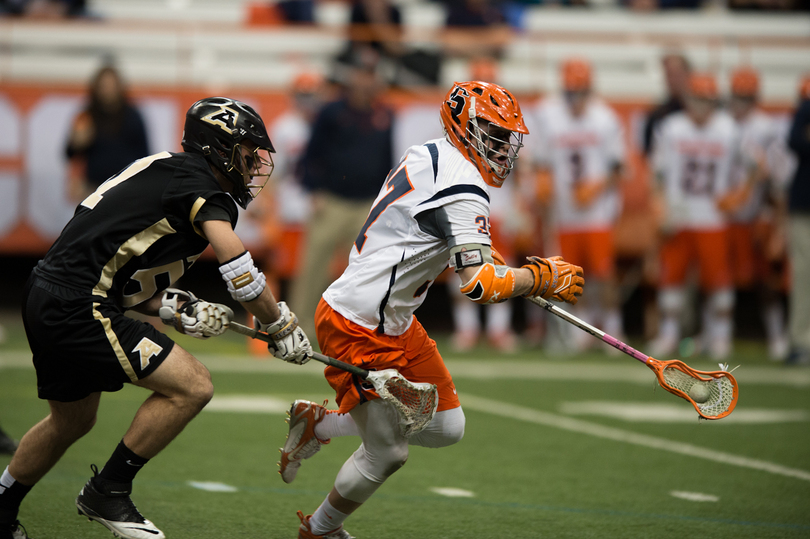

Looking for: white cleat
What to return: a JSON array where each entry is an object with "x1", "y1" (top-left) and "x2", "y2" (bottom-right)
[{"x1": 279, "y1": 400, "x2": 331, "y2": 484}]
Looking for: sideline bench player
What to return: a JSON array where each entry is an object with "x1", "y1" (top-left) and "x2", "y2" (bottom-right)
[
  {"x1": 275, "y1": 81, "x2": 585, "y2": 539},
  {"x1": 0, "y1": 97, "x2": 313, "y2": 539}
]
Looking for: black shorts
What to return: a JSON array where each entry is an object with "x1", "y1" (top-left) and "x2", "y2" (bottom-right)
[{"x1": 22, "y1": 275, "x2": 175, "y2": 402}]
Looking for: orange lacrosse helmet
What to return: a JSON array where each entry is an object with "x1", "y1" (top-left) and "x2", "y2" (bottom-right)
[
  {"x1": 731, "y1": 67, "x2": 759, "y2": 98},
  {"x1": 440, "y1": 81, "x2": 529, "y2": 188},
  {"x1": 562, "y1": 58, "x2": 592, "y2": 92},
  {"x1": 688, "y1": 72, "x2": 718, "y2": 99}
]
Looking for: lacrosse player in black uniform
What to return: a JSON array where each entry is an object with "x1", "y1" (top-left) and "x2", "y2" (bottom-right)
[{"x1": 0, "y1": 97, "x2": 313, "y2": 539}]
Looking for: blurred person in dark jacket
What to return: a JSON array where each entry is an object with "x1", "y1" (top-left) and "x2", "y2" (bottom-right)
[
  {"x1": 291, "y1": 50, "x2": 394, "y2": 339},
  {"x1": 786, "y1": 77, "x2": 810, "y2": 365},
  {"x1": 65, "y1": 64, "x2": 149, "y2": 203},
  {"x1": 643, "y1": 53, "x2": 691, "y2": 156}
]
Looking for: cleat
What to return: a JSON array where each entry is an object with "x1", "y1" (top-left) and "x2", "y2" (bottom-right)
[
  {"x1": 279, "y1": 400, "x2": 331, "y2": 484},
  {"x1": 75, "y1": 465, "x2": 165, "y2": 539},
  {"x1": 3, "y1": 520, "x2": 30, "y2": 539},
  {"x1": 297, "y1": 511, "x2": 354, "y2": 539}
]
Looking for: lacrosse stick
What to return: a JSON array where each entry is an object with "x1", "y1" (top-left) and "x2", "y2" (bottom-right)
[
  {"x1": 227, "y1": 321, "x2": 439, "y2": 436},
  {"x1": 527, "y1": 296, "x2": 738, "y2": 420}
]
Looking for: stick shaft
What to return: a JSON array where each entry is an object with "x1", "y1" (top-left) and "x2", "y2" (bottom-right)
[
  {"x1": 527, "y1": 296, "x2": 650, "y2": 364},
  {"x1": 227, "y1": 321, "x2": 369, "y2": 378}
]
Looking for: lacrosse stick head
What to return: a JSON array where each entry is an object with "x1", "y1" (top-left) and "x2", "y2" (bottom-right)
[
  {"x1": 645, "y1": 358, "x2": 738, "y2": 420},
  {"x1": 366, "y1": 369, "x2": 439, "y2": 437}
]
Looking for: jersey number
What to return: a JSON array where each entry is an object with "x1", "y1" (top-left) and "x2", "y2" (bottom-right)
[
  {"x1": 682, "y1": 159, "x2": 716, "y2": 196},
  {"x1": 81, "y1": 152, "x2": 171, "y2": 210},
  {"x1": 355, "y1": 164, "x2": 414, "y2": 253}
]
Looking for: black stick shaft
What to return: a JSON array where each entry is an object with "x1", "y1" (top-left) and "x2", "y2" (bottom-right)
[{"x1": 227, "y1": 321, "x2": 369, "y2": 379}]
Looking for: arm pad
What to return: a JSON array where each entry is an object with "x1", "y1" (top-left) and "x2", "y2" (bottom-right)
[
  {"x1": 219, "y1": 250, "x2": 266, "y2": 302},
  {"x1": 459, "y1": 262, "x2": 516, "y2": 304}
]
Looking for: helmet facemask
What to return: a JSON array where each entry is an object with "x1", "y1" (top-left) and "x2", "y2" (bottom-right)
[
  {"x1": 226, "y1": 143, "x2": 275, "y2": 204},
  {"x1": 466, "y1": 98, "x2": 524, "y2": 187}
]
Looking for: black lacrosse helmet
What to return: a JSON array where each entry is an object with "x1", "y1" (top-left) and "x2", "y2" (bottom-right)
[{"x1": 182, "y1": 97, "x2": 275, "y2": 209}]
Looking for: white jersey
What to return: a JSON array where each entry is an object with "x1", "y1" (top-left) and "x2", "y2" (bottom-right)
[
  {"x1": 323, "y1": 138, "x2": 493, "y2": 336},
  {"x1": 653, "y1": 110, "x2": 740, "y2": 230},
  {"x1": 528, "y1": 96, "x2": 626, "y2": 230},
  {"x1": 269, "y1": 110, "x2": 312, "y2": 224},
  {"x1": 730, "y1": 110, "x2": 780, "y2": 223}
]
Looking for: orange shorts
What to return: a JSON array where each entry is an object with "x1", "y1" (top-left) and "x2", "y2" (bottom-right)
[
  {"x1": 728, "y1": 223, "x2": 761, "y2": 288},
  {"x1": 315, "y1": 299, "x2": 460, "y2": 414},
  {"x1": 659, "y1": 229, "x2": 731, "y2": 291},
  {"x1": 558, "y1": 229, "x2": 615, "y2": 280}
]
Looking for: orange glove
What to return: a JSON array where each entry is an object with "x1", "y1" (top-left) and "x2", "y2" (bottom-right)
[
  {"x1": 522, "y1": 256, "x2": 584, "y2": 305},
  {"x1": 573, "y1": 180, "x2": 607, "y2": 208}
]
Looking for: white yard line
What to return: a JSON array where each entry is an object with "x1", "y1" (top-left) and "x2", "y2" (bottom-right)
[{"x1": 460, "y1": 394, "x2": 810, "y2": 483}]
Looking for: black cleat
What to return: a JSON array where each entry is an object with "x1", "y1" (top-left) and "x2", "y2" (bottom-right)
[
  {"x1": 1, "y1": 520, "x2": 30, "y2": 539},
  {"x1": 75, "y1": 465, "x2": 164, "y2": 539}
]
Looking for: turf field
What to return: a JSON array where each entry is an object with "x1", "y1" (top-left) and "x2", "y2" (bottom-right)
[{"x1": 1, "y1": 313, "x2": 809, "y2": 539}]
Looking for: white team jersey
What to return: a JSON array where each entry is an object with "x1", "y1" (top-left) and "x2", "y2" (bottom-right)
[
  {"x1": 653, "y1": 110, "x2": 740, "y2": 230},
  {"x1": 730, "y1": 110, "x2": 779, "y2": 223},
  {"x1": 269, "y1": 111, "x2": 312, "y2": 224},
  {"x1": 323, "y1": 138, "x2": 492, "y2": 336},
  {"x1": 527, "y1": 96, "x2": 626, "y2": 230}
]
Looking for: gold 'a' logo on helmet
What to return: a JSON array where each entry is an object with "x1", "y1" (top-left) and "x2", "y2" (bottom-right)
[{"x1": 202, "y1": 104, "x2": 240, "y2": 134}]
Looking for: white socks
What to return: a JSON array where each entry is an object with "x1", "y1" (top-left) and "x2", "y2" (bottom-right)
[
  {"x1": 309, "y1": 495, "x2": 350, "y2": 535},
  {"x1": 0, "y1": 466, "x2": 15, "y2": 494},
  {"x1": 315, "y1": 412, "x2": 359, "y2": 440}
]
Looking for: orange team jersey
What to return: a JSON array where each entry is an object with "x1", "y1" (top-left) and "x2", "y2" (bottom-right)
[
  {"x1": 315, "y1": 299, "x2": 460, "y2": 414},
  {"x1": 558, "y1": 229, "x2": 615, "y2": 280},
  {"x1": 659, "y1": 229, "x2": 731, "y2": 291}
]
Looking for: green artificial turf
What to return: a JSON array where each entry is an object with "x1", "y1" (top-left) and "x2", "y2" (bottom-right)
[{"x1": 1, "y1": 314, "x2": 809, "y2": 538}]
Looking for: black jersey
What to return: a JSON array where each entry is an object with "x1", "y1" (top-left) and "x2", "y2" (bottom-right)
[{"x1": 34, "y1": 151, "x2": 238, "y2": 308}]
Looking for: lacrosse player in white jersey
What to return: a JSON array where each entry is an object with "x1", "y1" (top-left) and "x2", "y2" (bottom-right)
[
  {"x1": 278, "y1": 81, "x2": 584, "y2": 539},
  {"x1": 527, "y1": 58, "x2": 627, "y2": 352},
  {"x1": 724, "y1": 67, "x2": 791, "y2": 360},
  {"x1": 651, "y1": 72, "x2": 741, "y2": 359}
]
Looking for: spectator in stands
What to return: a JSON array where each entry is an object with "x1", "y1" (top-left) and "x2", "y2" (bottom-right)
[
  {"x1": 291, "y1": 52, "x2": 394, "y2": 339},
  {"x1": 65, "y1": 64, "x2": 149, "y2": 203},
  {"x1": 526, "y1": 58, "x2": 627, "y2": 354},
  {"x1": 347, "y1": 0, "x2": 403, "y2": 60},
  {"x1": 0, "y1": 0, "x2": 85, "y2": 17},
  {"x1": 443, "y1": 0, "x2": 511, "y2": 60},
  {"x1": 643, "y1": 53, "x2": 691, "y2": 156},
  {"x1": 650, "y1": 73, "x2": 738, "y2": 360},
  {"x1": 724, "y1": 67, "x2": 790, "y2": 361},
  {"x1": 785, "y1": 76, "x2": 810, "y2": 365}
]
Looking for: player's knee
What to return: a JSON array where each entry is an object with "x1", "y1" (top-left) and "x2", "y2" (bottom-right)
[
  {"x1": 183, "y1": 367, "x2": 214, "y2": 411},
  {"x1": 410, "y1": 407, "x2": 465, "y2": 448},
  {"x1": 381, "y1": 445, "x2": 409, "y2": 476}
]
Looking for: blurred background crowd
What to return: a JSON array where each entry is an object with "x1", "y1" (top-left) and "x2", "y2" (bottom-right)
[{"x1": 0, "y1": 0, "x2": 808, "y2": 366}]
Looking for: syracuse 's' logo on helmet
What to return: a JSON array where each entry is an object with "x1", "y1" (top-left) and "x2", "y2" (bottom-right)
[
  {"x1": 446, "y1": 86, "x2": 469, "y2": 125},
  {"x1": 202, "y1": 104, "x2": 240, "y2": 134}
]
